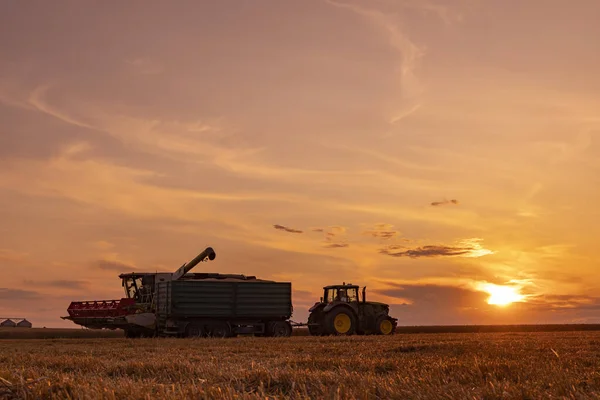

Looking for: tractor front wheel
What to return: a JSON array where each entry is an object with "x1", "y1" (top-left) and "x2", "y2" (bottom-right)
[
  {"x1": 326, "y1": 307, "x2": 356, "y2": 335},
  {"x1": 375, "y1": 315, "x2": 395, "y2": 335}
]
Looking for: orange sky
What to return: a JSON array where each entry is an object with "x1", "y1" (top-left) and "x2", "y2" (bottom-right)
[{"x1": 1, "y1": 0, "x2": 599, "y2": 328}]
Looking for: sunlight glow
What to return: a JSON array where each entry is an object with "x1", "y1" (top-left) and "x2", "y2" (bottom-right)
[{"x1": 479, "y1": 283, "x2": 526, "y2": 306}]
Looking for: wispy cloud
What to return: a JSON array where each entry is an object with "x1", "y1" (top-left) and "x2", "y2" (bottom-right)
[
  {"x1": 92, "y1": 241, "x2": 116, "y2": 250},
  {"x1": 324, "y1": 243, "x2": 349, "y2": 249},
  {"x1": 0, "y1": 249, "x2": 28, "y2": 262},
  {"x1": 273, "y1": 224, "x2": 303, "y2": 234},
  {"x1": 93, "y1": 260, "x2": 138, "y2": 272},
  {"x1": 0, "y1": 288, "x2": 42, "y2": 300},
  {"x1": 0, "y1": 143, "x2": 309, "y2": 227},
  {"x1": 362, "y1": 223, "x2": 399, "y2": 239},
  {"x1": 23, "y1": 279, "x2": 90, "y2": 290},
  {"x1": 380, "y1": 238, "x2": 493, "y2": 258},
  {"x1": 326, "y1": 0, "x2": 424, "y2": 126},
  {"x1": 125, "y1": 57, "x2": 164, "y2": 75},
  {"x1": 431, "y1": 199, "x2": 459, "y2": 206}
]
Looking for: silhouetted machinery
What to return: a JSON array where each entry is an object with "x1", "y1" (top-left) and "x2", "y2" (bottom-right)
[
  {"x1": 306, "y1": 283, "x2": 397, "y2": 335},
  {"x1": 62, "y1": 247, "x2": 293, "y2": 338}
]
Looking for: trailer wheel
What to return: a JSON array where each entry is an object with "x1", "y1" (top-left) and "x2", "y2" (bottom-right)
[
  {"x1": 208, "y1": 322, "x2": 232, "y2": 338},
  {"x1": 185, "y1": 322, "x2": 205, "y2": 338},
  {"x1": 268, "y1": 321, "x2": 292, "y2": 337}
]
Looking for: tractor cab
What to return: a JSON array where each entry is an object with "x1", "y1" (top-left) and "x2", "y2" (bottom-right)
[{"x1": 322, "y1": 283, "x2": 366, "y2": 304}]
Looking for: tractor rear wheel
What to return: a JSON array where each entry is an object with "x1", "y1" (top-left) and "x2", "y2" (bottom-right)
[
  {"x1": 326, "y1": 307, "x2": 356, "y2": 335},
  {"x1": 375, "y1": 315, "x2": 395, "y2": 335}
]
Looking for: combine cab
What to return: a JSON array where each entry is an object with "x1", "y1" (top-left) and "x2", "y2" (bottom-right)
[{"x1": 307, "y1": 283, "x2": 397, "y2": 336}]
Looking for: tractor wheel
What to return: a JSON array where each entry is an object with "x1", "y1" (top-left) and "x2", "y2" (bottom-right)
[
  {"x1": 308, "y1": 310, "x2": 326, "y2": 336},
  {"x1": 268, "y1": 321, "x2": 292, "y2": 337},
  {"x1": 307, "y1": 311, "x2": 325, "y2": 336},
  {"x1": 375, "y1": 315, "x2": 395, "y2": 335},
  {"x1": 185, "y1": 322, "x2": 205, "y2": 338},
  {"x1": 326, "y1": 307, "x2": 357, "y2": 335}
]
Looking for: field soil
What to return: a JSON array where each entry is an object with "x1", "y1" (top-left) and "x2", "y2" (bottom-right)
[{"x1": 1, "y1": 331, "x2": 600, "y2": 399}]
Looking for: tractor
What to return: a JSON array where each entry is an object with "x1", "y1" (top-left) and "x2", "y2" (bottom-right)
[{"x1": 307, "y1": 283, "x2": 397, "y2": 335}]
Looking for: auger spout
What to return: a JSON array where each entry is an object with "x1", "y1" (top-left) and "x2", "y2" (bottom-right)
[{"x1": 172, "y1": 247, "x2": 216, "y2": 280}]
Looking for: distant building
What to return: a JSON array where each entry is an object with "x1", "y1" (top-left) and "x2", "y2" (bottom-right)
[
  {"x1": 0, "y1": 319, "x2": 16, "y2": 327},
  {"x1": 16, "y1": 319, "x2": 32, "y2": 328}
]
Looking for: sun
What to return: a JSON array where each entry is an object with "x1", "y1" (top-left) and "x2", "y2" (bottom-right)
[{"x1": 480, "y1": 283, "x2": 526, "y2": 306}]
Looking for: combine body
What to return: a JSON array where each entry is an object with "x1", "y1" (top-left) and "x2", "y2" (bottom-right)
[{"x1": 62, "y1": 247, "x2": 294, "y2": 338}]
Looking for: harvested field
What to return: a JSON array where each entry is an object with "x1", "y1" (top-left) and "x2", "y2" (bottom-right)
[
  {"x1": 2, "y1": 331, "x2": 600, "y2": 399},
  {"x1": 4, "y1": 323, "x2": 600, "y2": 340},
  {"x1": 0, "y1": 328, "x2": 122, "y2": 340}
]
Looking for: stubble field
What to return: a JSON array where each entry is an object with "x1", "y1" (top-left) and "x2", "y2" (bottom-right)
[{"x1": 1, "y1": 331, "x2": 600, "y2": 399}]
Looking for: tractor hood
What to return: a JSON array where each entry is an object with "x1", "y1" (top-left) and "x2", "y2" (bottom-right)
[{"x1": 367, "y1": 301, "x2": 389, "y2": 307}]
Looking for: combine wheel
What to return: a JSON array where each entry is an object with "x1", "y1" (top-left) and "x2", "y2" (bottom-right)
[
  {"x1": 268, "y1": 321, "x2": 292, "y2": 337},
  {"x1": 326, "y1": 307, "x2": 356, "y2": 335},
  {"x1": 124, "y1": 329, "x2": 141, "y2": 339},
  {"x1": 375, "y1": 315, "x2": 395, "y2": 335}
]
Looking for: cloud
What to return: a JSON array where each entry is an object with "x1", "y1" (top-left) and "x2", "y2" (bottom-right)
[
  {"x1": 365, "y1": 230, "x2": 398, "y2": 239},
  {"x1": 324, "y1": 243, "x2": 349, "y2": 249},
  {"x1": 22, "y1": 279, "x2": 90, "y2": 290},
  {"x1": 362, "y1": 223, "x2": 399, "y2": 239},
  {"x1": 124, "y1": 57, "x2": 164, "y2": 75},
  {"x1": 377, "y1": 282, "x2": 486, "y2": 306},
  {"x1": 23, "y1": 83, "x2": 436, "y2": 189},
  {"x1": 431, "y1": 199, "x2": 459, "y2": 206},
  {"x1": 325, "y1": 0, "x2": 423, "y2": 126},
  {"x1": 394, "y1": 0, "x2": 467, "y2": 25},
  {"x1": 315, "y1": 226, "x2": 349, "y2": 248},
  {"x1": 92, "y1": 240, "x2": 115, "y2": 250},
  {"x1": 0, "y1": 249, "x2": 28, "y2": 262},
  {"x1": 0, "y1": 288, "x2": 42, "y2": 300},
  {"x1": 273, "y1": 224, "x2": 303, "y2": 234},
  {"x1": 380, "y1": 238, "x2": 493, "y2": 258},
  {"x1": 0, "y1": 144, "x2": 308, "y2": 229},
  {"x1": 524, "y1": 294, "x2": 600, "y2": 312},
  {"x1": 372, "y1": 282, "x2": 492, "y2": 325},
  {"x1": 93, "y1": 260, "x2": 138, "y2": 272}
]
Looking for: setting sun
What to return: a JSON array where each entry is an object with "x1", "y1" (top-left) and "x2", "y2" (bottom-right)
[{"x1": 480, "y1": 284, "x2": 526, "y2": 306}]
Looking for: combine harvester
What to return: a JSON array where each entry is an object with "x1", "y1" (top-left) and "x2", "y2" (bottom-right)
[
  {"x1": 63, "y1": 247, "x2": 293, "y2": 338},
  {"x1": 62, "y1": 246, "x2": 398, "y2": 338}
]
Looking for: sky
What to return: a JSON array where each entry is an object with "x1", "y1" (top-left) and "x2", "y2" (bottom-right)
[{"x1": 1, "y1": 0, "x2": 599, "y2": 328}]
